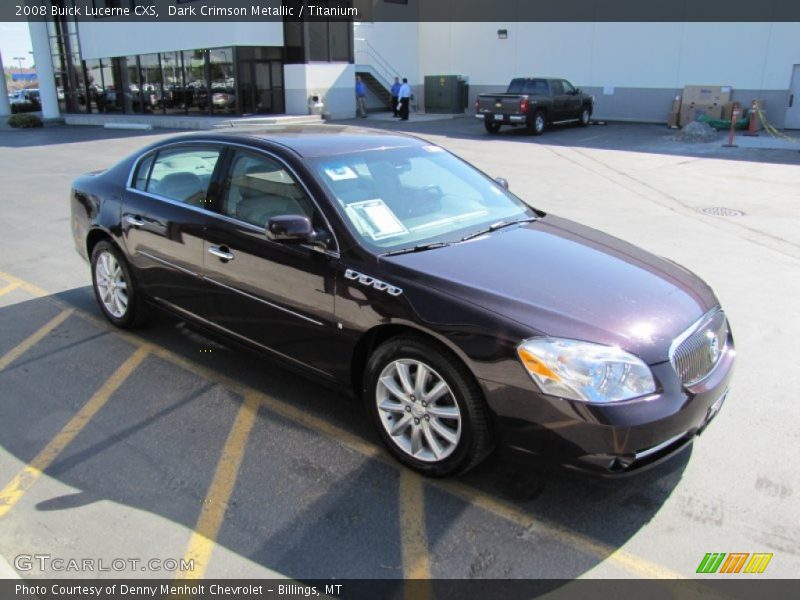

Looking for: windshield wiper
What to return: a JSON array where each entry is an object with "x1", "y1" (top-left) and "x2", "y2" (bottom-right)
[
  {"x1": 380, "y1": 241, "x2": 452, "y2": 257},
  {"x1": 460, "y1": 217, "x2": 538, "y2": 242}
]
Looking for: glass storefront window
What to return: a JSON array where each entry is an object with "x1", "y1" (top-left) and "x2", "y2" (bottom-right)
[
  {"x1": 183, "y1": 50, "x2": 207, "y2": 115},
  {"x1": 139, "y1": 53, "x2": 163, "y2": 114},
  {"x1": 160, "y1": 52, "x2": 186, "y2": 115},
  {"x1": 209, "y1": 48, "x2": 236, "y2": 115}
]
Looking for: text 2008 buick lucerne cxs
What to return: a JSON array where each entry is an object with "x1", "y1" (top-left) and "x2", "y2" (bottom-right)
[{"x1": 70, "y1": 126, "x2": 734, "y2": 477}]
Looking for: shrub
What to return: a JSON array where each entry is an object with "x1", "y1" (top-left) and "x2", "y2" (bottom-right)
[{"x1": 8, "y1": 113, "x2": 44, "y2": 128}]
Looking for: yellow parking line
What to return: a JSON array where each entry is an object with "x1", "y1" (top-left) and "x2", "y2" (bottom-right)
[
  {"x1": 0, "y1": 309, "x2": 74, "y2": 373},
  {"x1": 0, "y1": 282, "x2": 21, "y2": 297},
  {"x1": 399, "y1": 471, "x2": 432, "y2": 599},
  {"x1": 178, "y1": 392, "x2": 260, "y2": 580},
  {"x1": 0, "y1": 346, "x2": 150, "y2": 518},
  {"x1": 0, "y1": 271, "x2": 48, "y2": 299},
  {"x1": 0, "y1": 269, "x2": 684, "y2": 579}
]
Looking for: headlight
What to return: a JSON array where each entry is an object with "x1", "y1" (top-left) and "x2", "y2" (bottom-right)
[{"x1": 517, "y1": 338, "x2": 656, "y2": 403}]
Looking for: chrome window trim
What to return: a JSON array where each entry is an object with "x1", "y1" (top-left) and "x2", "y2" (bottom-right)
[
  {"x1": 204, "y1": 276, "x2": 324, "y2": 327},
  {"x1": 125, "y1": 139, "x2": 341, "y2": 257}
]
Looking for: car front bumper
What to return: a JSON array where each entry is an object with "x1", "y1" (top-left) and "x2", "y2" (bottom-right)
[{"x1": 482, "y1": 339, "x2": 735, "y2": 475}]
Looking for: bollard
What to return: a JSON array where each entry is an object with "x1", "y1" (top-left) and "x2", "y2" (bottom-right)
[
  {"x1": 723, "y1": 106, "x2": 740, "y2": 147},
  {"x1": 744, "y1": 100, "x2": 759, "y2": 136}
]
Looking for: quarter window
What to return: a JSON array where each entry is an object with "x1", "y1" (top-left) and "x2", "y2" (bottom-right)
[
  {"x1": 221, "y1": 150, "x2": 317, "y2": 228},
  {"x1": 142, "y1": 146, "x2": 221, "y2": 206}
]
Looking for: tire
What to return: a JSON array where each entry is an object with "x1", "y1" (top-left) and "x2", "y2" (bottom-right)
[
  {"x1": 484, "y1": 120, "x2": 501, "y2": 134},
  {"x1": 528, "y1": 111, "x2": 546, "y2": 136},
  {"x1": 363, "y1": 335, "x2": 493, "y2": 476},
  {"x1": 579, "y1": 107, "x2": 591, "y2": 127},
  {"x1": 90, "y1": 240, "x2": 147, "y2": 329}
]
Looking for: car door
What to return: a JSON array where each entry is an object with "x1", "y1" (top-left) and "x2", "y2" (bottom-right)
[
  {"x1": 560, "y1": 80, "x2": 582, "y2": 119},
  {"x1": 122, "y1": 143, "x2": 223, "y2": 316},
  {"x1": 201, "y1": 146, "x2": 341, "y2": 377},
  {"x1": 549, "y1": 79, "x2": 568, "y2": 120}
]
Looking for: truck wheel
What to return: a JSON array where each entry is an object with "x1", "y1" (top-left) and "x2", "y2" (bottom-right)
[
  {"x1": 529, "y1": 111, "x2": 546, "y2": 136},
  {"x1": 579, "y1": 108, "x2": 592, "y2": 127},
  {"x1": 484, "y1": 121, "x2": 501, "y2": 134},
  {"x1": 363, "y1": 335, "x2": 494, "y2": 477}
]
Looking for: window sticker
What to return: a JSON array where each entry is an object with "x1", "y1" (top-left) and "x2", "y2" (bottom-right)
[
  {"x1": 324, "y1": 165, "x2": 358, "y2": 181},
  {"x1": 345, "y1": 199, "x2": 409, "y2": 240}
]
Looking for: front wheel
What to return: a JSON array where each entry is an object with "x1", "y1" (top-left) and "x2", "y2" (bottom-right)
[
  {"x1": 91, "y1": 240, "x2": 147, "y2": 329},
  {"x1": 579, "y1": 107, "x2": 592, "y2": 127},
  {"x1": 364, "y1": 336, "x2": 493, "y2": 477},
  {"x1": 484, "y1": 120, "x2": 501, "y2": 134}
]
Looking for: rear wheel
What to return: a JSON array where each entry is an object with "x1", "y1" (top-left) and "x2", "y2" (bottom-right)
[
  {"x1": 91, "y1": 240, "x2": 147, "y2": 329},
  {"x1": 364, "y1": 335, "x2": 493, "y2": 477},
  {"x1": 528, "y1": 111, "x2": 546, "y2": 136},
  {"x1": 484, "y1": 120, "x2": 501, "y2": 134}
]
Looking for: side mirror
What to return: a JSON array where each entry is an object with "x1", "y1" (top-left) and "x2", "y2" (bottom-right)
[
  {"x1": 266, "y1": 215, "x2": 314, "y2": 243},
  {"x1": 494, "y1": 177, "x2": 509, "y2": 190},
  {"x1": 573, "y1": 88, "x2": 582, "y2": 95}
]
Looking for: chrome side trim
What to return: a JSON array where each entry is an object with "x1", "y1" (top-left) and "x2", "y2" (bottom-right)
[
  {"x1": 155, "y1": 298, "x2": 333, "y2": 379},
  {"x1": 204, "y1": 276, "x2": 325, "y2": 327},
  {"x1": 138, "y1": 251, "x2": 199, "y2": 278},
  {"x1": 125, "y1": 139, "x2": 341, "y2": 257}
]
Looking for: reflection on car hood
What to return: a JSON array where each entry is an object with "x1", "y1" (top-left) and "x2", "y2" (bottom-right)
[{"x1": 382, "y1": 215, "x2": 718, "y2": 363}]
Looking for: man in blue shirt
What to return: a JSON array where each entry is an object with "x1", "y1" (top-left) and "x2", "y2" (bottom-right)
[
  {"x1": 397, "y1": 78, "x2": 412, "y2": 121},
  {"x1": 390, "y1": 77, "x2": 401, "y2": 118},
  {"x1": 355, "y1": 76, "x2": 367, "y2": 118}
]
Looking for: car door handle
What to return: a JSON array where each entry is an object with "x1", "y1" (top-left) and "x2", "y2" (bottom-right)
[
  {"x1": 125, "y1": 215, "x2": 144, "y2": 227},
  {"x1": 208, "y1": 245, "x2": 234, "y2": 261}
]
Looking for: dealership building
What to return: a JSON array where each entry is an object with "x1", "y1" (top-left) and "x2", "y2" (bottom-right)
[{"x1": 16, "y1": 1, "x2": 800, "y2": 129}]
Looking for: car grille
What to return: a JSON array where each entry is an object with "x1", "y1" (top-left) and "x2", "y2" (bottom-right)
[{"x1": 670, "y1": 309, "x2": 728, "y2": 386}]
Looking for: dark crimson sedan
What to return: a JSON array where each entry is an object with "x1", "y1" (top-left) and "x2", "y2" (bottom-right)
[{"x1": 71, "y1": 126, "x2": 734, "y2": 476}]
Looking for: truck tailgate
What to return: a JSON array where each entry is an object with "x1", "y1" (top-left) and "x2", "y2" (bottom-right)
[{"x1": 477, "y1": 94, "x2": 524, "y2": 114}]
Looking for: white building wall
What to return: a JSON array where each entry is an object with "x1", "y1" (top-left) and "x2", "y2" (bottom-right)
[
  {"x1": 412, "y1": 21, "x2": 800, "y2": 123},
  {"x1": 77, "y1": 21, "x2": 284, "y2": 59},
  {"x1": 284, "y1": 63, "x2": 356, "y2": 119}
]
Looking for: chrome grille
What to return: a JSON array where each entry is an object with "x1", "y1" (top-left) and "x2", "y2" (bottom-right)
[{"x1": 670, "y1": 309, "x2": 728, "y2": 386}]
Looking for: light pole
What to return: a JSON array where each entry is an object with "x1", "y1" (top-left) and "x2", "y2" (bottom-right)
[{"x1": 13, "y1": 56, "x2": 26, "y2": 90}]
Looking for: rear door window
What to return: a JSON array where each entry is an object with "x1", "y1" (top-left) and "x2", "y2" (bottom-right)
[{"x1": 139, "y1": 146, "x2": 222, "y2": 207}]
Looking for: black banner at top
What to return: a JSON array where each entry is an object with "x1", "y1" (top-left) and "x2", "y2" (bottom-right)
[{"x1": 4, "y1": 0, "x2": 800, "y2": 22}]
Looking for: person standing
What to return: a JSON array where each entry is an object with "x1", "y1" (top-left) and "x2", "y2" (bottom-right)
[
  {"x1": 390, "y1": 76, "x2": 401, "y2": 118},
  {"x1": 398, "y1": 78, "x2": 412, "y2": 121},
  {"x1": 355, "y1": 76, "x2": 367, "y2": 118}
]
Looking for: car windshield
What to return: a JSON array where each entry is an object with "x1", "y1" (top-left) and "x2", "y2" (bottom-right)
[{"x1": 309, "y1": 145, "x2": 536, "y2": 252}]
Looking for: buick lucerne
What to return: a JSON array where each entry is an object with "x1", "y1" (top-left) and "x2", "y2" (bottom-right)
[{"x1": 70, "y1": 126, "x2": 734, "y2": 476}]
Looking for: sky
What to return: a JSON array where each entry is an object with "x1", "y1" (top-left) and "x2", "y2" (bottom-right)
[{"x1": 0, "y1": 22, "x2": 34, "y2": 70}]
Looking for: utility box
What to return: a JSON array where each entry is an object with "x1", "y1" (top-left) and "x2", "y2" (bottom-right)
[{"x1": 424, "y1": 75, "x2": 467, "y2": 113}]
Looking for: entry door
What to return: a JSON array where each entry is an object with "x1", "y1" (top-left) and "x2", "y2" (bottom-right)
[
  {"x1": 786, "y1": 65, "x2": 800, "y2": 130},
  {"x1": 238, "y1": 59, "x2": 284, "y2": 114},
  {"x1": 201, "y1": 148, "x2": 339, "y2": 376},
  {"x1": 550, "y1": 80, "x2": 569, "y2": 121}
]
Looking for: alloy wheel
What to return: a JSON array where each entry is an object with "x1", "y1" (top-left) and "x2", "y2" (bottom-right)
[
  {"x1": 376, "y1": 359, "x2": 462, "y2": 462},
  {"x1": 94, "y1": 250, "x2": 129, "y2": 318}
]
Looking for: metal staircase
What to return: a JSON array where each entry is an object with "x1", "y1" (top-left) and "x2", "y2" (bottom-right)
[
  {"x1": 355, "y1": 37, "x2": 401, "y2": 112},
  {"x1": 356, "y1": 71, "x2": 393, "y2": 111}
]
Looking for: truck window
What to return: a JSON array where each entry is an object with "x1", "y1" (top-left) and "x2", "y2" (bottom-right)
[
  {"x1": 561, "y1": 80, "x2": 575, "y2": 94},
  {"x1": 507, "y1": 79, "x2": 525, "y2": 93},
  {"x1": 523, "y1": 79, "x2": 548, "y2": 94},
  {"x1": 550, "y1": 80, "x2": 564, "y2": 95}
]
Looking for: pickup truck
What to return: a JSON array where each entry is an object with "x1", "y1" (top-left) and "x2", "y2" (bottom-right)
[{"x1": 475, "y1": 77, "x2": 594, "y2": 135}]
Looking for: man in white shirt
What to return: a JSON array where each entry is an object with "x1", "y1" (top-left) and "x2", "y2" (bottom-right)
[{"x1": 397, "y1": 78, "x2": 412, "y2": 121}]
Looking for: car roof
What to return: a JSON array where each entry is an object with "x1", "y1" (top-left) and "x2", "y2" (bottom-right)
[{"x1": 178, "y1": 124, "x2": 426, "y2": 158}]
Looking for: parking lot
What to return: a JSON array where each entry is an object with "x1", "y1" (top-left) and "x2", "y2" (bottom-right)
[{"x1": 0, "y1": 118, "x2": 799, "y2": 584}]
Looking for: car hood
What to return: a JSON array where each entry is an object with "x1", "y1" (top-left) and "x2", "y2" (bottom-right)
[{"x1": 381, "y1": 215, "x2": 718, "y2": 364}]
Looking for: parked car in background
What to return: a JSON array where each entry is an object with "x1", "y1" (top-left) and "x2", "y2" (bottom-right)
[
  {"x1": 70, "y1": 126, "x2": 733, "y2": 477},
  {"x1": 9, "y1": 89, "x2": 41, "y2": 113},
  {"x1": 476, "y1": 77, "x2": 594, "y2": 135}
]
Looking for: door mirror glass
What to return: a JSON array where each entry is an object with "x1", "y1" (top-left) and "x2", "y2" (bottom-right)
[
  {"x1": 494, "y1": 177, "x2": 509, "y2": 190},
  {"x1": 266, "y1": 214, "x2": 314, "y2": 242}
]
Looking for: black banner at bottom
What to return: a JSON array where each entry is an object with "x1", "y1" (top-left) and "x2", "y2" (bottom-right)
[{"x1": 3, "y1": 579, "x2": 799, "y2": 600}]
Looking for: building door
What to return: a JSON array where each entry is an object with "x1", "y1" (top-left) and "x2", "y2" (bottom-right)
[
  {"x1": 237, "y1": 58, "x2": 284, "y2": 115},
  {"x1": 786, "y1": 65, "x2": 800, "y2": 130}
]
